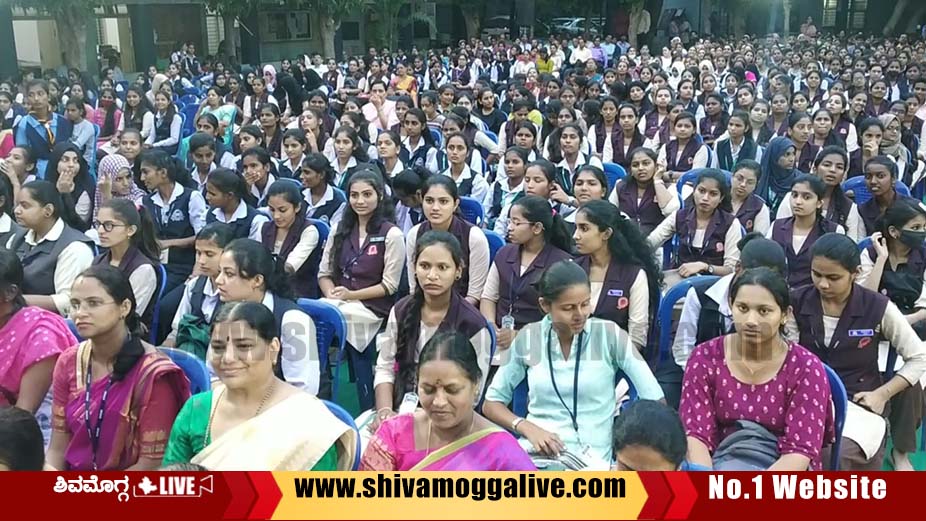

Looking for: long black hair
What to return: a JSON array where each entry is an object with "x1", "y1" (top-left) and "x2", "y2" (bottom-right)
[
  {"x1": 577, "y1": 200, "x2": 662, "y2": 314},
  {"x1": 333, "y1": 126, "x2": 370, "y2": 163},
  {"x1": 222, "y1": 238, "x2": 292, "y2": 299},
  {"x1": 46, "y1": 142, "x2": 95, "y2": 230},
  {"x1": 395, "y1": 231, "x2": 465, "y2": 405},
  {"x1": 206, "y1": 168, "x2": 249, "y2": 208},
  {"x1": 536, "y1": 259, "x2": 589, "y2": 303},
  {"x1": 139, "y1": 148, "x2": 195, "y2": 190},
  {"x1": 77, "y1": 265, "x2": 145, "y2": 381},
  {"x1": 511, "y1": 195, "x2": 572, "y2": 252},
  {"x1": 790, "y1": 173, "x2": 830, "y2": 236},
  {"x1": 0, "y1": 248, "x2": 26, "y2": 315},
  {"x1": 301, "y1": 152, "x2": 336, "y2": 185},
  {"x1": 0, "y1": 172, "x2": 14, "y2": 217},
  {"x1": 692, "y1": 169, "x2": 733, "y2": 213},
  {"x1": 99, "y1": 199, "x2": 161, "y2": 262},
  {"x1": 878, "y1": 198, "x2": 926, "y2": 246},
  {"x1": 328, "y1": 169, "x2": 395, "y2": 280}
]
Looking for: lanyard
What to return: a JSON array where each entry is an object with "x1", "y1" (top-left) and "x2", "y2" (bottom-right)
[
  {"x1": 546, "y1": 326, "x2": 584, "y2": 437},
  {"x1": 342, "y1": 232, "x2": 376, "y2": 281},
  {"x1": 507, "y1": 265, "x2": 534, "y2": 315},
  {"x1": 84, "y1": 364, "x2": 115, "y2": 471}
]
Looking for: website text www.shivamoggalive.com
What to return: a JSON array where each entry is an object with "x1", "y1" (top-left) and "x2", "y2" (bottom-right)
[{"x1": 293, "y1": 474, "x2": 626, "y2": 501}]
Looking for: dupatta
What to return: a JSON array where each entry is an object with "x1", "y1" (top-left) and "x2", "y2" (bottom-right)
[{"x1": 191, "y1": 386, "x2": 357, "y2": 471}]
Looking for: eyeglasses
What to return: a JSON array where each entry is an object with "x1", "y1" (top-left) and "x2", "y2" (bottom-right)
[
  {"x1": 508, "y1": 219, "x2": 534, "y2": 228},
  {"x1": 93, "y1": 220, "x2": 128, "y2": 232},
  {"x1": 69, "y1": 299, "x2": 117, "y2": 312}
]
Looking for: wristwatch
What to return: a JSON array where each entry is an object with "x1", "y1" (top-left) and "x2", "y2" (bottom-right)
[
  {"x1": 511, "y1": 417, "x2": 525, "y2": 433},
  {"x1": 707, "y1": 264, "x2": 715, "y2": 275}
]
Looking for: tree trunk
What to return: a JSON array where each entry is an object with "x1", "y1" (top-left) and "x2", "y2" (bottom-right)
[
  {"x1": 883, "y1": 0, "x2": 910, "y2": 35},
  {"x1": 320, "y1": 15, "x2": 339, "y2": 61},
  {"x1": 462, "y1": 10, "x2": 481, "y2": 39},
  {"x1": 782, "y1": 0, "x2": 791, "y2": 35},
  {"x1": 55, "y1": 6, "x2": 89, "y2": 69},
  {"x1": 223, "y1": 13, "x2": 238, "y2": 60}
]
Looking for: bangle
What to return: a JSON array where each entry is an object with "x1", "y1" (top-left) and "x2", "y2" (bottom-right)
[
  {"x1": 511, "y1": 417, "x2": 525, "y2": 433},
  {"x1": 376, "y1": 407, "x2": 393, "y2": 419}
]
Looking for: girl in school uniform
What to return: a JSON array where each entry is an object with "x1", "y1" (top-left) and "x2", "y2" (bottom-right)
[
  {"x1": 611, "y1": 104, "x2": 646, "y2": 170},
  {"x1": 338, "y1": 111, "x2": 377, "y2": 160},
  {"x1": 62, "y1": 100, "x2": 96, "y2": 170},
  {"x1": 496, "y1": 99, "x2": 535, "y2": 155},
  {"x1": 6, "y1": 180, "x2": 94, "y2": 317},
  {"x1": 374, "y1": 130, "x2": 405, "y2": 180},
  {"x1": 439, "y1": 132, "x2": 490, "y2": 203},
  {"x1": 756, "y1": 136, "x2": 801, "y2": 214},
  {"x1": 331, "y1": 126, "x2": 370, "y2": 190},
  {"x1": 399, "y1": 108, "x2": 438, "y2": 173},
  {"x1": 639, "y1": 86, "x2": 673, "y2": 145},
  {"x1": 46, "y1": 142, "x2": 96, "y2": 231},
  {"x1": 92, "y1": 199, "x2": 161, "y2": 325},
  {"x1": 204, "y1": 168, "x2": 269, "y2": 242},
  {"x1": 713, "y1": 110, "x2": 762, "y2": 171},
  {"x1": 261, "y1": 181, "x2": 323, "y2": 299},
  {"x1": 573, "y1": 200, "x2": 662, "y2": 351},
  {"x1": 480, "y1": 195, "x2": 573, "y2": 353},
  {"x1": 495, "y1": 159, "x2": 577, "y2": 236},
  {"x1": 587, "y1": 96, "x2": 621, "y2": 164},
  {"x1": 859, "y1": 156, "x2": 913, "y2": 236},
  {"x1": 437, "y1": 114, "x2": 489, "y2": 177},
  {"x1": 608, "y1": 147, "x2": 678, "y2": 236},
  {"x1": 698, "y1": 93, "x2": 728, "y2": 146},
  {"x1": 749, "y1": 99, "x2": 775, "y2": 146},
  {"x1": 809, "y1": 108, "x2": 846, "y2": 150},
  {"x1": 318, "y1": 169, "x2": 406, "y2": 410},
  {"x1": 140, "y1": 149, "x2": 208, "y2": 292},
  {"x1": 849, "y1": 117, "x2": 884, "y2": 177},
  {"x1": 215, "y1": 239, "x2": 319, "y2": 394},
  {"x1": 553, "y1": 123, "x2": 604, "y2": 196},
  {"x1": 298, "y1": 107, "x2": 332, "y2": 157},
  {"x1": 240, "y1": 147, "x2": 276, "y2": 207},
  {"x1": 767, "y1": 93, "x2": 790, "y2": 138},
  {"x1": 162, "y1": 223, "x2": 234, "y2": 348},
  {"x1": 299, "y1": 152, "x2": 346, "y2": 227},
  {"x1": 278, "y1": 128, "x2": 308, "y2": 180},
  {"x1": 257, "y1": 104, "x2": 285, "y2": 159},
  {"x1": 729, "y1": 159, "x2": 771, "y2": 234},
  {"x1": 787, "y1": 111, "x2": 819, "y2": 173},
  {"x1": 827, "y1": 93, "x2": 859, "y2": 152},
  {"x1": 392, "y1": 166, "x2": 429, "y2": 235},
  {"x1": 768, "y1": 174, "x2": 845, "y2": 289},
  {"x1": 866, "y1": 79, "x2": 891, "y2": 117},
  {"x1": 648, "y1": 169, "x2": 744, "y2": 278},
  {"x1": 563, "y1": 165, "x2": 610, "y2": 234},
  {"x1": 147, "y1": 91, "x2": 181, "y2": 155},
  {"x1": 242, "y1": 77, "x2": 278, "y2": 127},
  {"x1": 485, "y1": 147, "x2": 528, "y2": 233},
  {"x1": 542, "y1": 106, "x2": 593, "y2": 164},
  {"x1": 406, "y1": 175, "x2": 490, "y2": 305},
  {"x1": 787, "y1": 233, "x2": 926, "y2": 470},
  {"x1": 13, "y1": 80, "x2": 73, "y2": 178},
  {"x1": 658, "y1": 112, "x2": 710, "y2": 183},
  {"x1": 372, "y1": 231, "x2": 493, "y2": 428},
  {"x1": 858, "y1": 199, "x2": 926, "y2": 470}
]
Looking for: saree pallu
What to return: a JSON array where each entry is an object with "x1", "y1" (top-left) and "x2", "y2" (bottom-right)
[
  {"x1": 57, "y1": 341, "x2": 190, "y2": 470},
  {"x1": 190, "y1": 387, "x2": 357, "y2": 470},
  {"x1": 361, "y1": 414, "x2": 536, "y2": 471}
]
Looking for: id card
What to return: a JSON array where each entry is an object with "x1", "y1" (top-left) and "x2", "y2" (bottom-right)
[
  {"x1": 501, "y1": 315, "x2": 515, "y2": 330},
  {"x1": 398, "y1": 392, "x2": 419, "y2": 414}
]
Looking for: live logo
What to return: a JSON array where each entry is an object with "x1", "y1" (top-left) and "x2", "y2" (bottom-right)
[{"x1": 141, "y1": 476, "x2": 198, "y2": 496}]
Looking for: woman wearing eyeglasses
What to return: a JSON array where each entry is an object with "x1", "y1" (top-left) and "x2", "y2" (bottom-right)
[{"x1": 91, "y1": 199, "x2": 162, "y2": 327}]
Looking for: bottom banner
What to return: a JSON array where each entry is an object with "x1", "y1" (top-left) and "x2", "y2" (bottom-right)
[{"x1": 0, "y1": 471, "x2": 911, "y2": 520}]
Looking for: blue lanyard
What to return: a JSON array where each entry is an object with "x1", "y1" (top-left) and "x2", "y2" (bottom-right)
[
  {"x1": 546, "y1": 326, "x2": 585, "y2": 436},
  {"x1": 84, "y1": 364, "x2": 115, "y2": 471}
]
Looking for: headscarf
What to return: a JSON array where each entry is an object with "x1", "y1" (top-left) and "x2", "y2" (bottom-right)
[
  {"x1": 262, "y1": 64, "x2": 277, "y2": 92},
  {"x1": 757, "y1": 136, "x2": 799, "y2": 212},
  {"x1": 878, "y1": 113, "x2": 907, "y2": 166},
  {"x1": 148, "y1": 74, "x2": 168, "y2": 105},
  {"x1": 93, "y1": 154, "x2": 147, "y2": 221}
]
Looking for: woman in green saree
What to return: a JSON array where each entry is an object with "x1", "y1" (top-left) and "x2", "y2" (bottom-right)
[{"x1": 163, "y1": 301, "x2": 356, "y2": 470}]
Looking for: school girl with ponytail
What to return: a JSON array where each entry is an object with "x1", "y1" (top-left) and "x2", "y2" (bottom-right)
[{"x1": 204, "y1": 168, "x2": 269, "y2": 241}]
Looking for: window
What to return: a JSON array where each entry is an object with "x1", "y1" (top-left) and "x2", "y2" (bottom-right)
[
  {"x1": 822, "y1": 0, "x2": 838, "y2": 28},
  {"x1": 850, "y1": 0, "x2": 867, "y2": 30},
  {"x1": 260, "y1": 12, "x2": 312, "y2": 42}
]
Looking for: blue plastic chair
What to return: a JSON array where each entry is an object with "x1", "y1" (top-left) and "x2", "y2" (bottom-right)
[
  {"x1": 824, "y1": 364, "x2": 847, "y2": 470},
  {"x1": 511, "y1": 379, "x2": 529, "y2": 418},
  {"x1": 484, "y1": 230, "x2": 505, "y2": 264},
  {"x1": 484, "y1": 130, "x2": 499, "y2": 144},
  {"x1": 149, "y1": 264, "x2": 169, "y2": 344},
  {"x1": 676, "y1": 168, "x2": 732, "y2": 205},
  {"x1": 656, "y1": 275, "x2": 720, "y2": 366},
  {"x1": 159, "y1": 347, "x2": 211, "y2": 394},
  {"x1": 322, "y1": 400, "x2": 362, "y2": 470},
  {"x1": 181, "y1": 104, "x2": 199, "y2": 137},
  {"x1": 179, "y1": 94, "x2": 200, "y2": 107},
  {"x1": 857, "y1": 236, "x2": 872, "y2": 252},
  {"x1": 429, "y1": 128, "x2": 443, "y2": 147},
  {"x1": 602, "y1": 162, "x2": 627, "y2": 192},
  {"x1": 841, "y1": 177, "x2": 911, "y2": 205},
  {"x1": 297, "y1": 298, "x2": 348, "y2": 400},
  {"x1": 459, "y1": 196, "x2": 485, "y2": 226},
  {"x1": 308, "y1": 218, "x2": 330, "y2": 243},
  {"x1": 476, "y1": 319, "x2": 498, "y2": 410}
]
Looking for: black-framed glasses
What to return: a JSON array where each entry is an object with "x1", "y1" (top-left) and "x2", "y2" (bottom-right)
[{"x1": 93, "y1": 220, "x2": 128, "y2": 232}]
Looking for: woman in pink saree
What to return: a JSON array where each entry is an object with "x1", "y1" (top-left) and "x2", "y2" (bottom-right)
[
  {"x1": 361, "y1": 331, "x2": 534, "y2": 471},
  {"x1": 46, "y1": 266, "x2": 190, "y2": 470}
]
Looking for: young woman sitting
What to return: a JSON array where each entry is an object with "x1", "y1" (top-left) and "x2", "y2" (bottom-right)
[
  {"x1": 608, "y1": 147, "x2": 678, "y2": 237},
  {"x1": 260, "y1": 181, "x2": 323, "y2": 299}
]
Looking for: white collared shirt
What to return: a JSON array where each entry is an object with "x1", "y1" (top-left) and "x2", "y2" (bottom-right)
[
  {"x1": 261, "y1": 291, "x2": 320, "y2": 394},
  {"x1": 672, "y1": 274, "x2": 734, "y2": 368},
  {"x1": 209, "y1": 200, "x2": 269, "y2": 242},
  {"x1": 150, "y1": 182, "x2": 208, "y2": 235},
  {"x1": 191, "y1": 163, "x2": 218, "y2": 193},
  {"x1": 303, "y1": 184, "x2": 346, "y2": 229},
  {"x1": 250, "y1": 173, "x2": 277, "y2": 203},
  {"x1": 440, "y1": 164, "x2": 490, "y2": 205},
  {"x1": 331, "y1": 156, "x2": 358, "y2": 187},
  {"x1": 167, "y1": 276, "x2": 219, "y2": 344},
  {"x1": 402, "y1": 136, "x2": 439, "y2": 173}
]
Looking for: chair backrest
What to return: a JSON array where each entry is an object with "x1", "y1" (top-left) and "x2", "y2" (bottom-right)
[
  {"x1": 308, "y1": 218, "x2": 330, "y2": 244},
  {"x1": 180, "y1": 94, "x2": 200, "y2": 106},
  {"x1": 857, "y1": 236, "x2": 872, "y2": 252},
  {"x1": 149, "y1": 263, "x2": 169, "y2": 344},
  {"x1": 842, "y1": 177, "x2": 911, "y2": 205},
  {"x1": 824, "y1": 364, "x2": 847, "y2": 470},
  {"x1": 484, "y1": 130, "x2": 499, "y2": 144},
  {"x1": 181, "y1": 105, "x2": 199, "y2": 137},
  {"x1": 477, "y1": 319, "x2": 498, "y2": 410},
  {"x1": 657, "y1": 275, "x2": 720, "y2": 366},
  {"x1": 159, "y1": 347, "x2": 211, "y2": 394},
  {"x1": 484, "y1": 230, "x2": 505, "y2": 264},
  {"x1": 297, "y1": 299, "x2": 347, "y2": 372},
  {"x1": 676, "y1": 168, "x2": 733, "y2": 205},
  {"x1": 459, "y1": 196, "x2": 485, "y2": 226},
  {"x1": 429, "y1": 128, "x2": 443, "y2": 147},
  {"x1": 602, "y1": 162, "x2": 627, "y2": 192},
  {"x1": 322, "y1": 400, "x2": 362, "y2": 470}
]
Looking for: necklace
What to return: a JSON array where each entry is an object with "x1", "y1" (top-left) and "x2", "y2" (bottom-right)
[
  {"x1": 425, "y1": 414, "x2": 475, "y2": 456},
  {"x1": 205, "y1": 378, "x2": 277, "y2": 445}
]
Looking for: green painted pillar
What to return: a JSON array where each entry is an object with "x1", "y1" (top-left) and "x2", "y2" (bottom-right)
[
  {"x1": 84, "y1": 17, "x2": 99, "y2": 72},
  {"x1": 129, "y1": 4, "x2": 157, "y2": 70},
  {"x1": 0, "y1": 4, "x2": 18, "y2": 79}
]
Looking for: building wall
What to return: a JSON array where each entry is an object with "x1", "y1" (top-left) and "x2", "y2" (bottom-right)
[{"x1": 13, "y1": 19, "x2": 60, "y2": 69}]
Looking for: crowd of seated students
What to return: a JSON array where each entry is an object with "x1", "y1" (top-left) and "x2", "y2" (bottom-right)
[{"x1": 2, "y1": 28, "x2": 926, "y2": 472}]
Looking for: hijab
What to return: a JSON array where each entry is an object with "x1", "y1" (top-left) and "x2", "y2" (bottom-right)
[
  {"x1": 93, "y1": 154, "x2": 148, "y2": 221},
  {"x1": 757, "y1": 136, "x2": 799, "y2": 211},
  {"x1": 878, "y1": 113, "x2": 906, "y2": 166},
  {"x1": 262, "y1": 64, "x2": 277, "y2": 92}
]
